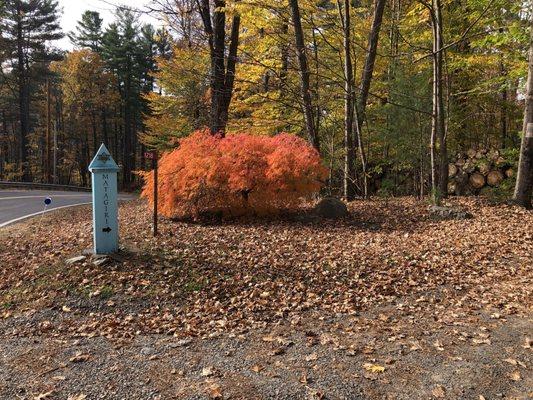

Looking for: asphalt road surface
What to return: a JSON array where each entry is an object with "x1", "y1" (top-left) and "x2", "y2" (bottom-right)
[{"x1": 0, "y1": 189, "x2": 135, "y2": 228}]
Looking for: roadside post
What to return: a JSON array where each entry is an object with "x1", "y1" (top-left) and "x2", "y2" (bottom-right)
[
  {"x1": 89, "y1": 144, "x2": 119, "y2": 254},
  {"x1": 144, "y1": 150, "x2": 158, "y2": 237}
]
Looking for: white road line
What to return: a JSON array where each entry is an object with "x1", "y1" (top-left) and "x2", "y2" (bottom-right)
[
  {"x1": 0, "y1": 195, "x2": 91, "y2": 201},
  {"x1": 0, "y1": 202, "x2": 92, "y2": 228}
]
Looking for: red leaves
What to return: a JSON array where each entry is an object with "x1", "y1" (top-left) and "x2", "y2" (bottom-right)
[{"x1": 140, "y1": 130, "x2": 327, "y2": 219}]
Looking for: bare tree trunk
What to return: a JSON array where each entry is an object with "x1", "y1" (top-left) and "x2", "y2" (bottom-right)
[
  {"x1": 280, "y1": 23, "x2": 289, "y2": 96},
  {"x1": 435, "y1": 0, "x2": 448, "y2": 200},
  {"x1": 16, "y1": 2, "x2": 29, "y2": 181},
  {"x1": 353, "y1": 0, "x2": 386, "y2": 198},
  {"x1": 354, "y1": 104, "x2": 368, "y2": 198},
  {"x1": 219, "y1": 14, "x2": 241, "y2": 132},
  {"x1": 499, "y1": 55, "x2": 508, "y2": 149},
  {"x1": 198, "y1": 0, "x2": 240, "y2": 136},
  {"x1": 289, "y1": 0, "x2": 320, "y2": 151},
  {"x1": 514, "y1": 3, "x2": 533, "y2": 209},
  {"x1": 356, "y1": 0, "x2": 387, "y2": 131},
  {"x1": 429, "y1": 0, "x2": 447, "y2": 204},
  {"x1": 338, "y1": 0, "x2": 356, "y2": 200}
]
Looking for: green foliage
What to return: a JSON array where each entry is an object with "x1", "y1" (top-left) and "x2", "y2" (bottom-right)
[
  {"x1": 500, "y1": 148, "x2": 520, "y2": 167},
  {"x1": 480, "y1": 177, "x2": 516, "y2": 204},
  {"x1": 68, "y1": 10, "x2": 104, "y2": 52},
  {"x1": 140, "y1": 47, "x2": 210, "y2": 151},
  {"x1": 377, "y1": 178, "x2": 395, "y2": 199}
]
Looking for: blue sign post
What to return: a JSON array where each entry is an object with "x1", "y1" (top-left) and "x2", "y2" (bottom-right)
[{"x1": 88, "y1": 143, "x2": 120, "y2": 254}]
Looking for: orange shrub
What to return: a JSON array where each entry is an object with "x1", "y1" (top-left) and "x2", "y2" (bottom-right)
[{"x1": 141, "y1": 130, "x2": 327, "y2": 218}]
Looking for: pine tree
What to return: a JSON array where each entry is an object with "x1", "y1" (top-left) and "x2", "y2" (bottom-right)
[
  {"x1": 101, "y1": 9, "x2": 157, "y2": 187},
  {"x1": 0, "y1": 0, "x2": 63, "y2": 180},
  {"x1": 155, "y1": 27, "x2": 172, "y2": 60},
  {"x1": 68, "y1": 10, "x2": 104, "y2": 53}
]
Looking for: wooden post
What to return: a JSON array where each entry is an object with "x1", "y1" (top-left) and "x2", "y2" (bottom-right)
[
  {"x1": 145, "y1": 150, "x2": 158, "y2": 236},
  {"x1": 153, "y1": 151, "x2": 158, "y2": 237},
  {"x1": 89, "y1": 144, "x2": 120, "y2": 254}
]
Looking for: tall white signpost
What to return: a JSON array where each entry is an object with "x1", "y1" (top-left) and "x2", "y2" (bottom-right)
[{"x1": 88, "y1": 144, "x2": 119, "y2": 254}]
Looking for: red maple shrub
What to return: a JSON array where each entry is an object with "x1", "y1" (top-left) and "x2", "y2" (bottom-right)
[{"x1": 141, "y1": 129, "x2": 327, "y2": 218}]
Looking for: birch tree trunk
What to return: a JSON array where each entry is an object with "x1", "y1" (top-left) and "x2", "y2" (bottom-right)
[
  {"x1": 429, "y1": 0, "x2": 447, "y2": 204},
  {"x1": 338, "y1": 0, "x2": 356, "y2": 200},
  {"x1": 513, "y1": 1, "x2": 533, "y2": 209}
]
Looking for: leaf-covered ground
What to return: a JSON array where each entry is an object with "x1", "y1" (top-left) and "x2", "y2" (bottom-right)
[{"x1": 0, "y1": 198, "x2": 531, "y2": 399}]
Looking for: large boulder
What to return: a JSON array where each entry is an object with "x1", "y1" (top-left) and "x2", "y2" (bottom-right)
[{"x1": 314, "y1": 197, "x2": 348, "y2": 219}]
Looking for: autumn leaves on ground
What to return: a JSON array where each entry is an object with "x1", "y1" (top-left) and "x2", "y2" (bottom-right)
[{"x1": 0, "y1": 198, "x2": 531, "y2": 399}]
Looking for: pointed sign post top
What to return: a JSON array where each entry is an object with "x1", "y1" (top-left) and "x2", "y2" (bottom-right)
[{"x1": 89, "y1": 143, "x2": 119, "y2": 172}]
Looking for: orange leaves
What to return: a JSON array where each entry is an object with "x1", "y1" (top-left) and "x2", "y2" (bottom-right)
[{"x1": 141, "y1": 130, "x2": 327, "y2": 218}]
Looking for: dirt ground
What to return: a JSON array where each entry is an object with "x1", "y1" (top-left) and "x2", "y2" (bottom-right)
[{"x1": 0, "y1": 198, "x2": 531, "y2": 399}]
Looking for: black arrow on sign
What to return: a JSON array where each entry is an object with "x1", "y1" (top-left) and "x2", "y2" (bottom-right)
[{"x1": 102, "y1": 227, "x2": 112, "y2": 233}]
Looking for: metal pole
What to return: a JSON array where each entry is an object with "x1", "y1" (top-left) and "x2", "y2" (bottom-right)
[
  {"x1": 53, "y1": 121, "x2": 57, "y2": 184},
  {"x1": 153, "y1": 152, "x2": 158, "y2": 237},
  {"x1": 46, "y1": 78, "x2": 51, "y2": 183}
]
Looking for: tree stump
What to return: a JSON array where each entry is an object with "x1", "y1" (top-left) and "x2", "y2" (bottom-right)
[
  {"x1": 469, "y1": 172, "x2": 486, "y2": 190},
  {"x1": 448, "y1": 163, "x2": 458, "y2": 178},
  {"x1": 478, "y1": 161, "x2": 491, "y2": 175},
  {"x1": 488, "y1": 149, "x2": 500, "y2": 161},
  {"x1": 455, "y1": 171, "x2": 469, "y2": 196},
  {"x1": 463, "y1": 161, "x2": 476, "y2": 174},
  {"x1": 447, "y1": 181, "x2": 456, "y2": 195},
  {"x1": 467, "y1": 148, "x2": 477, "y2": 158},
  {"x1": 487, "y1": 170, "x2": 504, "y2": 186}
]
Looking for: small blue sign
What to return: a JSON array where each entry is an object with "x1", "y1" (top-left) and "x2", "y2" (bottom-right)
[{"x1": 44, "y1": 197, "x2": 52, "y2": 205}]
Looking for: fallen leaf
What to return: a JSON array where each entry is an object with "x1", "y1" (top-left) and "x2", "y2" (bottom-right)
[
  {"x1": 363, "y1": 363, "x2": 385, "y2": 373},
  {"x1": 34, "y1": 392, "x2": 54, "y2": 400},
  {"x1": 202, "y1": 366, "x2": 217, "y2": 377},
  {"x1": 271, "y1": 347, "x2": 285, "y2": 356},
  {"x1": 509, "y1": 371, "x2": 521, "y2": 381},
  {"x1": 69, "y1": 353, "x2": 90, "y2": 363},
  {"x1": 305, "y1": 353, "x2": 318, "y2": 362},
  {"x1": 432, "y1": 385, "x2": 446, "y2": 398},
  {"x1": 67, "y1": 395, "x2": 87, "y2": 400},
  {"x1": 472, "y1": 338, "x2": 491, "y2": 345},
  {"x1": 251, "y1": 364, "x2": 263, "y2": 373},
  {"x1": 433, "y1": 340, "x2": 444, "y2": 351},
  {"x1": 410, "y1": 341, "x2": 422, "y2": 351},
  {"x1": 207, "y1": 383, "x2": 222, "y2": 399}
]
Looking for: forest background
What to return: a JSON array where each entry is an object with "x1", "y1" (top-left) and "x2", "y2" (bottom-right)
[{"x1": 0, "y1": 0, "x2": 529, "y2": 201}]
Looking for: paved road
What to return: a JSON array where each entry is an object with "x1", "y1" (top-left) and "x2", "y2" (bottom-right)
[{"x1": 0, "y1": 189, "x2": 135, "y2": 228}]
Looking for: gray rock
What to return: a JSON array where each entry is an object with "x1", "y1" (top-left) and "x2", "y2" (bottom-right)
[
  {"x1": 93, "y1": 257, "x2": 110, "y2": 267},
  {"x1": 172, "y1": 338, "x2": 193, "y2": 348},
  {"x1": 66, "y1": 255, "x2": 86, "y2": 265},
  {"x1": 429, "y1": 205, "x2": 472, "y2": 220},
  {"x1": 314, "y1": 197, "x2": 348, "y2": 219}
]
